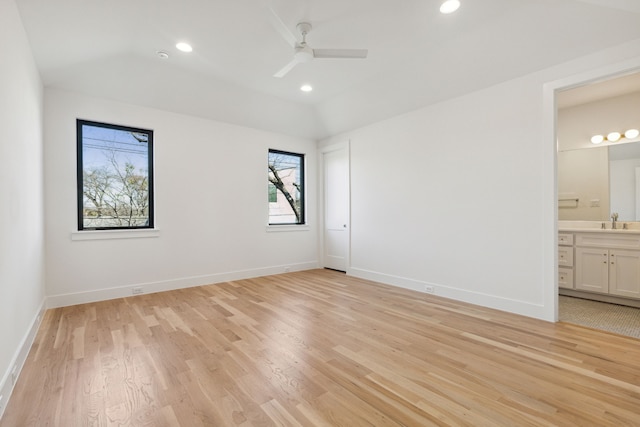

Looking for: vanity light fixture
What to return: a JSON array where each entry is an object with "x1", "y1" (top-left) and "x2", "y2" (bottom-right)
[
  {"x1": 176, "y1": 42, "x2": 193, "y2": 53},
  {"x1": 591, "y1": 128, "x2": 640, "y2": 144},
  {"x1": 440, "y1": 0, "x2": 461, "y2": 14}
]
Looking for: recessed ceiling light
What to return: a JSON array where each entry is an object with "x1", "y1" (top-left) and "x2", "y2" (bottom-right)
[
  {"x1": 176, "y1": 42, "x2": 193, "y2": 53},
  {"x1": 300, "y1": 84, "x2": 313, "y2": 92},
  {"x1": 440, "y1": 0, "x2": 460, "y2": 14},
  {"x1": 157, "y1": 51, "x2": 169, "y2": 59}
]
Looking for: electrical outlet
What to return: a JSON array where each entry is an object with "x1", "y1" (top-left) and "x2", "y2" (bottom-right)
[
  {"x1": 132, "y1": 287, "x2": 143, "y2": 295},
  {"x1": 424, "y1": 285, "x2": 435, "y2": 294}
]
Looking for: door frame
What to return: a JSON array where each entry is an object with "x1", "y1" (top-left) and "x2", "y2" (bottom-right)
[
  {"x1": 319, "y1": 141, "x2": 351, "y2": 272},
  {"x1": 544, "y1": 57, "x2": 640, "y2": 322}
]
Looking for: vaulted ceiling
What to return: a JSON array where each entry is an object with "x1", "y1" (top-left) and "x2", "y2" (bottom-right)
[{"x1": 15, "y1": 0, "x2": 640, "y2": 139}]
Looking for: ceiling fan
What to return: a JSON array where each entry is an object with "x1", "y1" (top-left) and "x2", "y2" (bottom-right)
[{"x1": 272, "y1": 21, "x2": 368, "y2": 78}]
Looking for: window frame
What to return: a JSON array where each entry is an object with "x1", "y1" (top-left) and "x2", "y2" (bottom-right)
[
  {"x1": 268, "y1": 148, "x2": 306, "y2": 226},
  {"x1": 76, "y1": 119, "x2": 155, "y2": 231}
]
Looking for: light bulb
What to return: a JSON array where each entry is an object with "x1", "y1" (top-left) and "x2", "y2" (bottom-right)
[
  {"x1": 591, "y1": 135, "x2": 604, "y2": 144},
  {"x1": 607, "y1": 132, "x2": 621, "y2": 142},
  {"x1": 624, "y1": 129, "x2": 639, "y2": 139},
  {"x1": 440, "y1": 0, "x2": 461, "y2": 14}
]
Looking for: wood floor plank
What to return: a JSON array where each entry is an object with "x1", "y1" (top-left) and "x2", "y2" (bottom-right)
[{"x1": 3, "y1": 269, "x2": 640, "y2": 426}]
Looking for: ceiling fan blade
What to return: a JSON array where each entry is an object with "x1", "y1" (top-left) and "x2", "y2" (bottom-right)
[
  {"x1": 267, "y1": 6, "x2": 298, "y2": 48},
  {"x1": 313, "y1": 48, "x2": 368, "y2": 59},
  {"x1": 274, "y1": 58, "x2": 300, "y2": 78}
]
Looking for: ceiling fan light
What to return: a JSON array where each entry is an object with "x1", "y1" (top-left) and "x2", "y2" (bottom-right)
[
  {"x1": 624, "y1": 129, "x2": 640, "y2": 139},
  {"x1": 440, "y1": 0, "x2": 461, "y2": 14},
  {"x1": 591, "y1": 135, "x2": 604, "y2": 144},
  {"x1": 608, "y1": 132, "x2": 621, "y2": 142},
  {"x1": 294, "y1": 46, "x2": 314, "y2": 63}
]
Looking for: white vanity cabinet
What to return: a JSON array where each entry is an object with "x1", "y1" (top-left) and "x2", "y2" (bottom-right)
[
  {"x1": 609, "y1": 249, "x2": 640, "y2": 298},
  {"x1": 574, "y1": 233, "x2": 640, "y2": 298},
  {"x1": 558, "y1": 233, "x2": 574, "y2": 289},
  {"x1": 575, "y1": 248, "x2": 609, "y2": 293}
]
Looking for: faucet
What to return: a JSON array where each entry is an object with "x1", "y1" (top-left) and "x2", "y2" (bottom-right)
[{"x1": 611, "y1": 212, "x2": 619, "y2": 229}]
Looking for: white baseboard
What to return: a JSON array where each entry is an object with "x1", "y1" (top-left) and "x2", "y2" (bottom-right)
[
  {"x1": 46, "y1": 261, "x2": 319, "y2": 308},
  {"x1": 348, "y1": 267, "x2": 550, "y2": 321},
  {"x1": 0, "y1": 300, "x2": 46, "y2": 420}
]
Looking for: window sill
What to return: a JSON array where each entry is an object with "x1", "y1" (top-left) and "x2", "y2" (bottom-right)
[
  {"x1": 71, "y1": 229, "x2": 160, "y2": 241},
  {"x1": 266, "y1": 224, "x2": 310, "y2": 232}
]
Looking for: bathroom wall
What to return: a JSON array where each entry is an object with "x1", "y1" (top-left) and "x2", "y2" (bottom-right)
[
  {"x1": 558, "y1": 90, "x2": 640, "y2": 221},
  {"x1": 557, "y1": 147, "x2": 610, "y2": 220},
  {"x1": 558, "y1": 90, "x2": 640, "y2": 151}
]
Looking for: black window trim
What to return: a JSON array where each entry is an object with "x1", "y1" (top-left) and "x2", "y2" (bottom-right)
[
  {"x1": 76, "y1": 119, "x2": 155, "y2": 231},
  {"x1": 268, "y1": 148, "x2": 305, "y2": 226}
]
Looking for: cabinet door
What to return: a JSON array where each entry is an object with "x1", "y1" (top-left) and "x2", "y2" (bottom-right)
[
  {"x1": 609, "y1": 249, "x2": 640, "y2": 299},
  {"x1": 575, "y1": 248, "x2": 609, "y2": 293}
]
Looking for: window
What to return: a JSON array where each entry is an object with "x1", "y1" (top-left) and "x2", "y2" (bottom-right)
[
  {"x1": 268, "y1": 149, "x2": 305, "y2": 225},
  {"x1": 77, "y1": 119, "x2": 154, "y2": 230}
]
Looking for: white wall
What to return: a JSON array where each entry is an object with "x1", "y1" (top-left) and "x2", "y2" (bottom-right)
[
  {"x1": 320, "y1": 39, "x2": 640, "y2": 322},
  {"x1": 557, "y1": 147, "x2": 610, "y2": 220},
  {"x1": 0, "y1": 0, "x2": 46, "y2": 417},
  {"x1": 44, "y1": 89, "x2": 318, "y2": 306}
]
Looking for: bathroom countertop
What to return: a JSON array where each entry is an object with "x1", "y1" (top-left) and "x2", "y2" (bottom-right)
[
  {"x1": 559, "y1": 221, "x2": 640, "y2": 234},
  {"x1": 559, "y1": 227, "x2": 640, "y2": 234}
]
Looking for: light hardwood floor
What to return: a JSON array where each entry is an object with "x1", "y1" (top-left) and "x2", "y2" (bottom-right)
[{"x1": 2, "y1": 269, "x2": 640, "y2": 426}]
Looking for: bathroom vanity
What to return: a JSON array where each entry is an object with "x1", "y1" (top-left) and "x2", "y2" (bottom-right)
[{"x1": 559, "y1": 221, "x2": 640, "y2": 308}]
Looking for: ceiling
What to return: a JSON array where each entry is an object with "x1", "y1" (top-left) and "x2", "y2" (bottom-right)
[{"x1": 15, "y1": 0, "x2": 640, "y2": 140}]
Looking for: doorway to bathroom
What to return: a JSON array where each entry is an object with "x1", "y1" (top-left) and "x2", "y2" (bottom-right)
[{"x1": 556, "y1": 70, "x2": 640, "y2": 337}]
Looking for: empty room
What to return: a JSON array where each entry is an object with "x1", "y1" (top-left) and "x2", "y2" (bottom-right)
[{"x1": 2, "y1": 0, "x2": 640, "y2": 425}]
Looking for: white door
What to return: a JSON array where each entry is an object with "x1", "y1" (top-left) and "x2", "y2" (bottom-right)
[{"x1": 324, "y1": 147, "x2": 349, "y2": 271}]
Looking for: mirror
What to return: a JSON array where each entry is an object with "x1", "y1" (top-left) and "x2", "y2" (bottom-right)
[{"x1": 558, "y1": 141, "x2": 640, "y2": 221}]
